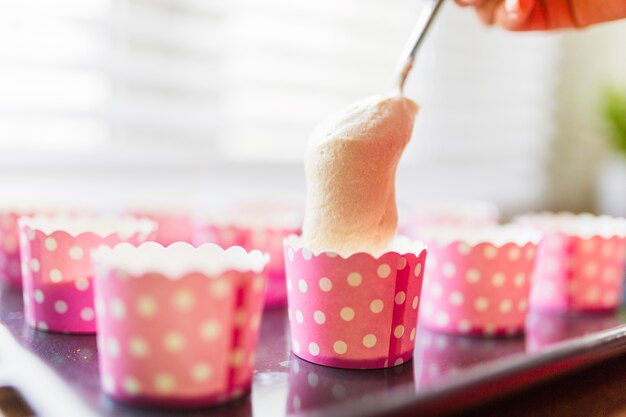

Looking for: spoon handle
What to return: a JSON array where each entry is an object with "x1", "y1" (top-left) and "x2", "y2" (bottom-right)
[{"x1": 396, "y1": 0, "x2": 445, "y2": 93}]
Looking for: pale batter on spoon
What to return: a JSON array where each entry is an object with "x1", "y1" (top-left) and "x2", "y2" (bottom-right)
[{"x1": 302, "y1": 95, "x2": 418, "y2": 256}]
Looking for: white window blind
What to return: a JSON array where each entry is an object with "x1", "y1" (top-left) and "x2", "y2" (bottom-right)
[
  {"x1": 0, "y1": 0, "x2": 561, "y2": 214},
  {"x1": 218, "y1": 0, "x2": 420, "y2": 161},
  {"x1": 0, "y1": 0, "x2": 110, "y2": 153},
  {"x1": 107, "y1": 0, "x2": 226, "y2": 160},
  {"x1": 0, "y1": 0, "x2": 421, "y2": 166},
  {"x1": 0, "y1": 0, "x2": 227, "y2": 166}
]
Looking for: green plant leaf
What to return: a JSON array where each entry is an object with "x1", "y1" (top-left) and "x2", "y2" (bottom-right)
[{"x1": 603, "y1": 87, "x2": 626, "y2": 155}]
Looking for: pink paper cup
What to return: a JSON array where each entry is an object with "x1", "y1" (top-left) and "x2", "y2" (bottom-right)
[
  {"x1": 0, "y1": 210, "x2": 32, "y2": 287},
  {"x1": 1, "y1": 208, "x2": 85, "y2": 287},
  {"x1": 515, "y1": 213, "x2": 626, "y2": 314},
  {"x1": 419, "y1": 225, "x2": 541, "y2": 337},
  {"x1": 284, "y1": 235, "x2": 427, "y2": 370},
  {"x1": 18, "y1": 214, "x2": 156, "y2": 334},
  {"x1": 129, "y1": 210, "x2": 195, "y2": 246},
  {"x1": 400, "y1": 201, "x2": 499, "y2": 240},
  {"x1": 193, "y1": 204, "x2": 302, "y2": 309},
  {"x1": 92, "y1": 242, "x2": 269, "y2": 408}
]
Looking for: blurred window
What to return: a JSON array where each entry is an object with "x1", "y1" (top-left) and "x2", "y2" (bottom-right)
[
  {"x1": 0, "y1": 0, "x2": 561, "y2": 211},
  {"x1": 0, "y1": 0, "x2": 419, "y2": 166}
]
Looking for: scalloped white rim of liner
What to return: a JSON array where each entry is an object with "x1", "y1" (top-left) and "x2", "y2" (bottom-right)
[
  {"x1": 92, "y1": 242, "x2": 270, "y2": 277},
  {"x1": 193, "y1": 206, "x2": 303, "y2": 230},
  {"x1": 417, "y1": 224, "x2": 542, "y2": 247},
  {"x1": 515, "y1": 212, "x2": 626, "y2": 239},
  {"x1": 284, "y1": 235, "x2": 427, "y2": 258},
  {"x1": 18, "y1": 213, "x2": 156, "y2": 238}
]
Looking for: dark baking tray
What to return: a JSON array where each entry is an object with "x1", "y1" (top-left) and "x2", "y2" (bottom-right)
[{"x1": 1, "y1": 285, "x2": 625, "y2": 417}]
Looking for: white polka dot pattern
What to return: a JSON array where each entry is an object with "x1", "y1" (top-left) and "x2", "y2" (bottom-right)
[
  {"x1": 18, "y1": 225, "x2": 153, "y2": 334},
  {"x1": 420, "y1": 240, "x2": 538, "y2": 337},
  {"x1": 347, "y1": 272, "x2": 362, "y2": 287},
  {"x1": 192, "y1": 221, "x2": 301, "y2": 309},
  {"x1": 94, "y1": 264, "x2": 267, "y2": 406},
  {"x1": 529, "y1": 234, "x2": 626, "y2": 313},
  {"x1": 284, "y1": 242, "x2": 426, "y2": 369},
  {"x1": 318, "y1": 277, "x2": 332, "y2": 292},
  {"x1": 313, "y1": 310, "x2": 326, "y2": 324}
]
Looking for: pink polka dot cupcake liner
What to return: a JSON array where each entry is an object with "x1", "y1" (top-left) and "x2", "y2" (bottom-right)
[
  {"x1": 0, "y1": 210, "x2": 32, "y2": 287},
  {"x1": 18, "y1": 214, "x2": 156, "y2": 334},
  {"x1": 284, "y1": 235, "x2": 427, "y2": 370},
  {"x1": 193, "y1": 204, "x2": 302, "y2": 309},
  {"x1": 419, "y1": 225, "x2": 541, "y2": 337},
  {"x1": 399, "y1": 201, "x2": 499, "y2": 240},
  {"x1": 91, "y1": 242, "x2": 269, "y2": 408},
  {"x1": 128, "y1": 210, "x2": 195, "y2": 246},
  {"x1": 515, "y1": 213, "x2": 626, "y2": 314}
]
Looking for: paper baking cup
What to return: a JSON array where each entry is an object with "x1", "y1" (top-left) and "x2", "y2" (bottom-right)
[
  {"x1": 129, "y1": 210, "x2": 194, "y2": 246},
  {"x1": 525, "y1": 311, "x2": 621, "y2": 352},
  {"x1": 193, "y1": 204, "x2": 302, "y2": 308},
  {"x1": 1, "y1": 208, "x2": 84, "y2": 287},
  {"x1": 284, "y1": 235, "x2": 426, "y2": 369},
  {"x1": 92, "y1": 242, "x2": 269, "y2": 408},
  {"x1": 400, "y1": 201, "x2": 499, "y2": 240},
  {"x1": 0, "y1": 210, "x2": 33, "y2": 287},
  {"x1": 419, "y1": 225, "x2": 541, "y2": 337},
  {"x1": 515, "y1": 213, "x2": 626, "y2": 313},
  {"x1": 18, "y1": 214, "x2": 156, "y2": 334}
]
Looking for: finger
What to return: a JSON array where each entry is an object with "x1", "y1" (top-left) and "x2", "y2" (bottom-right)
[
  {"x1": 498, "y1": 0, "x2": 582, "y2": 31},
  {"x1": 494, "y1": 0, "x2": 539, "y2": 30},
  {"x1": 454, "y1": 0, "x2": 492, "y2": 7},
  {"x1": 475, "y1": 0, "x2": 503, "y2": 25},
  {"x1": 573, "y1": 0, "x2": 626, "y2": 28}
]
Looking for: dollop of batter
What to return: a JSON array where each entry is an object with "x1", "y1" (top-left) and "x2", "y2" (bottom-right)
[{"x1": 302, "y1": 95, "x2": 418, "y2": 256}]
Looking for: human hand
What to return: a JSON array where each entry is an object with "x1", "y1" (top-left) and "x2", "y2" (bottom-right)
[{"x1": 455, "y1": 0, "x2": 626, "y2": 31}]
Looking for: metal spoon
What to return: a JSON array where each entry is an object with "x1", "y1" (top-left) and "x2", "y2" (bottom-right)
[{"x1": 396, "y1": 0, "x2": 445, "y2": 94}]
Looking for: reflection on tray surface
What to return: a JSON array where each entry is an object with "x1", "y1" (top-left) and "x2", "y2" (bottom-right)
[
  {"x1": 415, "y1": 310, "x2": 621, "y2": 389},
  {"x1": 286, "y1": 356, "x2": 414, "y2": 415}
]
